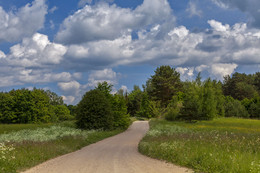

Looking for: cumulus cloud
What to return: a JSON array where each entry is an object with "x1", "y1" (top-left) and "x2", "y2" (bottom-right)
[
  {"x1": 58, "y1": 81, "x2": 81, "y2": 95},
  {"x1": 210, "y1": 63, "x2": 238, "y2": 79},
  {"x1": 176, "y1": 67, "x2": 194, "y2": 80},
  {"x1": 0, "y1": 51, "x2": 6, "y2": 58},
  {"x1": 6, "y1": 33, "x2": 67, "y2": 68},
  {"x1": 87, "y1": 68, "x2": 119, "y2": 87},
  {"x1": 56, "y1": 0, "x2": 174, "y2": 44},
  {"x1": 0, "y1": 0, "x2": 47, "y2": 43},
  {"x1": 58, "y1": 68, "x2": 119, "y2": 104},
  {"x1": 212, "y1": 0, "x2": 260, "y2": 28},
  {"x1": 59, "y1": 18, "x2": 260, "y2": 80},
  {"x1": 186, "y1": 1, "x2": 203, "y2": 17}
]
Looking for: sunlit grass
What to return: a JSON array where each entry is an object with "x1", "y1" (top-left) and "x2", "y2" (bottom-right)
[{"x1": 139, "y1": 118, "x2": 260, "y2": 173}]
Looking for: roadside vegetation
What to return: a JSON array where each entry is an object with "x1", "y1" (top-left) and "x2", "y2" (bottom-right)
[{"x1": 139, "y1": 118, "x2": 260, "y2": 173}]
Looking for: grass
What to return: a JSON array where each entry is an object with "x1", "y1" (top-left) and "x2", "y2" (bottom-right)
[
  {"x1": 139, "y1": 118, "x2": 260, "y2": 173},
  {"x1": 0, "y1": 121, "x2": 124, "y2": 173}
]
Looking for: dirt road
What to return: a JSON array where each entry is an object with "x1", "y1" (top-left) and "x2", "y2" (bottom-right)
[{"x1": 23, "y1": 121, "x2": 192, "y2": 173}]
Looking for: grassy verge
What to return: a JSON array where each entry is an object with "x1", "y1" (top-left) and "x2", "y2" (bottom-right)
[
  {"x1": 0, "y1": 121, "x2": 124, "y2": 173},
  {"x1": 139, "y1": 118, "x2": 260, "y2": 173}
]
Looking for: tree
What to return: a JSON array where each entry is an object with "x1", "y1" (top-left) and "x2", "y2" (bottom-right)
[
  {"x1": 95, "y1": 81, "x2": 130, "y2": 129},
  {"x1": 76, "y1": 89, "x2": 113, "y2": 130},
  {"x1": 127, "y1": 85, "x2": 143, "y2": 116},
  {"x1": 45, "y1": 90, "x2": 64, "y2": 105},
  {"x1": 112, "y1": 94, "x2": 130, "y2": 129},
  {"x1": 148, "y1": 66, "x2": 182, "y2": 107},
  {"x1": 224, "y1": 96, "x2": 249, "y2": 118},
  {"x1": 137, "y1": 92, "x2": 152, "y2": 118},
  {"x1": 223, "y1": 72, "x2": 258, "y2": 100},
  {"x1": 53, "y1": 105, "x2": 73, "y2": 121}
]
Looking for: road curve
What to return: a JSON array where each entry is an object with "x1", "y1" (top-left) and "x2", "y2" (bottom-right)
[{"x1": 22, "y1": 121, "x2": 192, "y2": 173}]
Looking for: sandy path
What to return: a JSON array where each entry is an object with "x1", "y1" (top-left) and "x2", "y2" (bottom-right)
[{"x1": 22, "y1": 121, "x2": 192, "y2": 173}]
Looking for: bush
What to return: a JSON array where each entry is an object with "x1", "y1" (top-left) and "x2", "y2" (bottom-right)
[
  {"x1": 165, "y1": 96, "x2": 181, "y2": 121},
  {"x1": 53, "y1": 105, "x2": 74, "y2": 121},
  {"x1": 112, "y1": 94, "x2": 130, "y2": 129},
  {"x1": 224, "y1": 96, "x2": 249, "y2": 118},
  {"x1": 76, "y1": 89, "x2": 113, "y2": 130}
]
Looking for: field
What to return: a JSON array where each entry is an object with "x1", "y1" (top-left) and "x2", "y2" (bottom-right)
[
  {"x1": 0, "y1": 121, "x2": 123, "y2": 173},
  {"x1": 139, "y1": 118, "x2": 260, "y2": 173}
]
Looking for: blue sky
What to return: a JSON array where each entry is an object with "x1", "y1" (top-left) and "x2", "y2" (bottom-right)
[{"x1": 0, "y1": 0, "x2": 260, "y2": 104}]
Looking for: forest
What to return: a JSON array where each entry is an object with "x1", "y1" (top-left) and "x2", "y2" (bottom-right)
[{"x1": 0, "y1": 65, "x2": 259, "y2": 128}]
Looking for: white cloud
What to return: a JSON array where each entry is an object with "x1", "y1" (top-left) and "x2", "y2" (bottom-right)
[
  {"x1": 62, "y1": 96, "x2": 76, "y2": 104},
  {"x1": 208, "y1": 20, "x2": 230, "y2": 33},
  {"x1": 56, "y1": 0, "x2": 174, "y2": 44},
  {"x1": 120, "y1": 85, "x2": 128, "y2": 93},
  {"x1": 0, "y1": 51, "x2": 6, "y2": 58},
  {"x1": 176, "y1": 67, "x2": 194, "y2": 80},
  {"x1": 210, "y1": 63, "x2": 238, "y2": 79},
  {"x1": 58, "y1": 81, "x2": 81, "y2": 95},
  {"x1": 7, "y1": 33, "x2": 67, "y2": 67},
  {"x1": 186, "y1": 1, "x2": 203, "y2": 17},
  {"x1": 78, "y1": 0, "x2": 92, "y2": 7},
  {"x1": 0, "y1": 0, "x2": 47, "y2": 43},
  {"x1": 87, "y1": 68, "x2": 119, "y2": 87},
  {"x1": 49, "y1": 6, "x2": 58, "y2": 13},
  {"x1": 60, "y1": 19, "x2": 260, "y2": 80}
]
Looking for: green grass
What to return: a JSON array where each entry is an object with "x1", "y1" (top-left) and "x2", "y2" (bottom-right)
[
  {"x1": 139, "y1": 118, "x2": 260, "y2": 173},
  {"x1": 0, "y1": 123, "x2": 53, "y2": 135},
  {"x1": 0, "y1": 121, "x2": 124, "y2": 173}
]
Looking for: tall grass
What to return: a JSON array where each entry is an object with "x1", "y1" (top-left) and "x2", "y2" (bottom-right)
[{"x1": 139, "y1": 118, "x2": 260, "y2": 173}]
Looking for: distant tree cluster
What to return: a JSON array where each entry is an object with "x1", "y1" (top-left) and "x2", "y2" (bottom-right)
[
  {"x1": 0, "y1": 88, "x2": 74, "y2": 123},
  {"x1": 125, "y1": 66, "x2": 260, "y2": 121},
  {"x1": 76, "y1": 82, "x2": 130, "y2": 130}
]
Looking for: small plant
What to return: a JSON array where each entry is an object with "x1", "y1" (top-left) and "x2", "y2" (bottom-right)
[{"x1": 0, "y1": 142, "x2": 15, "y2": 161}]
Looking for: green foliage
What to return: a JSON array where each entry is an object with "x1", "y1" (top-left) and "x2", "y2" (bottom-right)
[
  {"x1": 52, "y1": 105, "x2": 73, "y2": 121},
  {"x1": 0, "y1": 88, "x2": 70, "y2": 124},
  {"x1": 165, "y1": 96, "x2": 182, "y2": 121},
  {"x1": 44, "y1": 90, "x2": 64, "y2": 106},
  {"x1": 179, "y1": 79, "x2": 224, "y2": 121},
  {"x1": 137, "y1": 92, "x2": 152, "y2": 118},
  {"x1": 223, "y1": 72, "x2": 259, "y2": 100},
  {"x1": 96, "y1": 81, "x2": 113, "y2": 99},
  {"x1": 147, "y1": 65, "x2": 182, "y2": 107},
  {"x1": 111, "y1": 94, "x2": 130, "y2": 129},
  {"x1": 224, "y1": 96, "x2": 249, "y2": 118},
  {"x1": 242, "y1": 96, "x2": 260, "y2": 118},
  {"x1": 127, "y1": 85, "x2": 143, "y2": 116},
  {"x1": 76, "y1": 89, "x2": 113, "y2": 130}
]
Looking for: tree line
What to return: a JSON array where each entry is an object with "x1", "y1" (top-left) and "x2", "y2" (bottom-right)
[
  {"x1": 1, "y1": 65, "x2": 259, "y2": 129},
  {"x1": 125, "y1": 66, "x2": 260, "y2": 121},
  {"x1": 0, "y1": 88, "x2": 74, "y2": 123}
]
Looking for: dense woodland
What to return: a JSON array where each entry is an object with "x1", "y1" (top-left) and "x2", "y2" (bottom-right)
[{"x1": 0, "y1": 66, "x2": 259, "y2": 129}]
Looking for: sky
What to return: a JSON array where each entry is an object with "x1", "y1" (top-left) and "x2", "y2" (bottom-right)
[{"x1": 0, "y1": 0, "x2": 260, "y2": 105}]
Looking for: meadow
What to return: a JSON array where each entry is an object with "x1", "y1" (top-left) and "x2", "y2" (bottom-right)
[
  {"x1": 139, "y1": 118, "x2": 260, "y2": 173},
  {"x1": 0, "y1": 121, "x2": 123, "y2": 173}
]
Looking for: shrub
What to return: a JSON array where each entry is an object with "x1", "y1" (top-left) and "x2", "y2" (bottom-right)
[
  {"x1": 76, "y1": 89, "x2": 113, "y2": 130},
  {"x1": 53, "y1": 105, "x2": 74, "y2": 121},
  {"x1": 224, "y1": 96, "x2": 249, "y2": 118}
]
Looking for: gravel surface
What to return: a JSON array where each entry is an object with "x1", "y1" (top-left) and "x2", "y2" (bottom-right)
[{"x1": 22, "y1": 121, "x2": 192, "y2": 173}]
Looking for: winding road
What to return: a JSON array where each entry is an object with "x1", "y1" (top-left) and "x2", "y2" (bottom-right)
[{"x1": 23, "y1": 121, "x2": 192, "y2": 173}]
